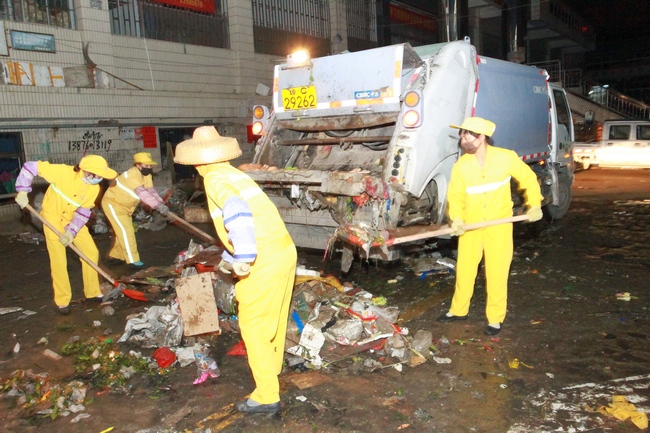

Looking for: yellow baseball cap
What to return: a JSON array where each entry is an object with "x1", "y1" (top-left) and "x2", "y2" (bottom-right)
[
  {"x1": 133, "y1": 152, "x2": 157, "y2": 166},
  {"x1": 449, "y1": 117, "x2": 496, "y2": 137},
  {"x1": 79, "y1": 155, "x2": 117, "y2": 179}
]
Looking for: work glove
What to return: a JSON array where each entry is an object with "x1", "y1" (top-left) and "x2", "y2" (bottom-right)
[
  {"x1": 59, "y1": 230, "x2": 74, "y2": 247},
  {"x1": 527, "y1": 206, "x2": 543, "y2": 222},
  {"x1": 157, "y1": 204, "x2": 169, "y2": 216},
  {"x1": 450, "y1": 219, "x2": 466, "y2": 236},
  {"x1": 15, "y1": 191, "x2": 29, "y2": 209},
  {"x1": 218, "y1": 260, "x2": 251, "y2": 277}
]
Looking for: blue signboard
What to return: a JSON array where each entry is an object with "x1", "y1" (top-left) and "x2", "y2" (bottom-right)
[{"x1": 10, "y1": 30, "x2": 56, "y2": 53}]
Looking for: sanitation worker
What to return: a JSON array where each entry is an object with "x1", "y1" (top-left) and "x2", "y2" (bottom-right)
[
  {"x1": 101, "y1": 152, "x2": 169, "y2": 268},
  {"x1": 175, "y1": 126, "x2": 296, "y2": 414},
  {"x1": 14, "y1": 155, "x2": 117, "y2": 315},
  {"x1": 437, "y1": 117, "x2": 543, "y2": 336}
]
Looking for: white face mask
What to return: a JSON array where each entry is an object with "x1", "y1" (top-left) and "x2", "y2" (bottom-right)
[{"x1": 83, "y1": 173, "x2": 103, "y2": 184}]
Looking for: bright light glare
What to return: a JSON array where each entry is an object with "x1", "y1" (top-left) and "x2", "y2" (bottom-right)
[
  {"x1": 252, "y1": 121, "x2": 263, "y2": 135},
  {"x1": 403, "y1": 110, "x2": 420, "y2": 127}
]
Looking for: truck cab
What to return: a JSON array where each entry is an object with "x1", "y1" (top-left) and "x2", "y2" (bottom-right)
[{"x1": 574, "y1": 120, "x2": 650, "y2": 169}]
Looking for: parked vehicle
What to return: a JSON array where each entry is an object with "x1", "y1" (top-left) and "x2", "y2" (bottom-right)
[
  {"x1": 574, "y1": 120, "x2": 650, "y2": 169},
  {"x1": 245, "y1": 37, "x2": 575, "y2": 270}
]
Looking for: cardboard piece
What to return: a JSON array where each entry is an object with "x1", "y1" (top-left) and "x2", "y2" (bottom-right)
[{"x1": 175, "y1": 273, "x2": 220, "y2": 336}]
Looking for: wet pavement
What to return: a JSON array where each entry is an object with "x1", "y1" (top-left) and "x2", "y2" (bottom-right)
[{"x1": 0, "y1": 167, "x2": 649, "y2": 432}]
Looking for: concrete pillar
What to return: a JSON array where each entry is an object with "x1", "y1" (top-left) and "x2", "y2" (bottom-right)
[
  {"x1": 438, "y1": 0, "x2": 469, "y2": 42},
  {"x1": 74, "y1": 0, "x2": 116, "y2": 73},
  {"x1": 329, "y1": 0, "x2": 348, "y2": 54},
  {"x1": 502, "y1": 0, "x2": 528, "y2": 63},
  {"x1": 228, "y1": 0, "x2": 256, "y2": 95}
]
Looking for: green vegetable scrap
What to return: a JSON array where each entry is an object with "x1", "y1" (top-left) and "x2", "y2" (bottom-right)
[{"x1": 61, "y1": 337, "x2": 152, "y2": 389}]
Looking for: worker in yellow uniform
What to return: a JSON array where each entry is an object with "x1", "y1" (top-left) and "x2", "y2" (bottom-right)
[
  {"x1": 14, "y1": 155, "x2": 117, "y2": 315},
  {"x1": 175, "y1": 126, "x2": 296, "y2": 414},
  {"x1": 437, "y1": 117, "x2": 543, "y2": 335},
  {"x1": 101, "y1": 152, "x2": 169, "y2": 268}
]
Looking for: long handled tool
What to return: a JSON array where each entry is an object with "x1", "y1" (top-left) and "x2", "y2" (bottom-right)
[
  {"x1": 167, "y1": 211, "x2": 218, "y2": 245},
  {"x1": 386, "y1": 214, "x2": 530, "y2": 246},
  {"x1": 25, "y1": 204, "x2": 126, "y2": 297},
  {"x1": 339, "y1": 214, "x2": 531, "y2": 248}
]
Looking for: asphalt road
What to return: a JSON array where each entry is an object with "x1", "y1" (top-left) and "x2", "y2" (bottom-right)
[{"x1": 0, "y1": 167, "x2": 648, "y2": 432}]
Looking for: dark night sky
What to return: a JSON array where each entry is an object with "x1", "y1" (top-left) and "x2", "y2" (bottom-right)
[{"x1": 562, "y1": 0, "x2": 650, "y2": 46}]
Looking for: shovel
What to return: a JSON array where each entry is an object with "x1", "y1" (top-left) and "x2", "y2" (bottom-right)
[
  {"x1": 25, "y1": 204, "x2": 127, "y2": 299},
  {"x1": 339, "y1": 214, "x2": 531, "y2": 248},
  {"x1": 167, "y1": 211, "x2": 218, "y2": 245}
]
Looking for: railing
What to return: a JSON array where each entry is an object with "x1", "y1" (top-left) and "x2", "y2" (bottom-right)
[{"x1": 528, "y1": 60, "x2": 650, "y2": 120}]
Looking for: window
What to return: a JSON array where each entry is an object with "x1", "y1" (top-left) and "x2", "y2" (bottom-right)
[
  {"x1": 609, "y1": 125, "x2": 631, "y2": 140},
  {"x1": 0, "y1": 133, "x2": 23, "y2": 198},
  {"x1": 109, "y1": 0, "x2": 229, "y2": 49},
  {"x1": 0, "y1": 0, "x2": 74, "y2": 29},
  {"x1": 251, "y1": 0, "x2": 330, "y2": 57},
  {"x1": 637, "y1": 125, "x2": 650, "y2": 140}
]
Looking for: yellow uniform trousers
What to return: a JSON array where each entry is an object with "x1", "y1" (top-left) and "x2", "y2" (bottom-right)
[
  {"x1": 449, "y1": 222, "x2": 513, "y2": 324},
  {"x1": 102, "y1": 202, "x2": 140, "y2": 263},
  {"x1": 236, "y1": 234, "x2": 296, "y2": 405},
  {"x1": 42, "y1": 212, "x2": 102, "y2": 307}
]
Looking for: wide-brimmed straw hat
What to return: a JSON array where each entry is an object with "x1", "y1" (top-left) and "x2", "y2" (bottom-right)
[
  {"x1": 79, "y1": 155, "x2": 117, "y2": 179},
  {"x1": 449, "y1": 117, "x2": 496, "y2": 137},
  {"x1": 174, "y1": 126, "x2": 242, "y2": 165},
  {"x1": 133, "y1": 152, "x2": 157, "y2": 166}
]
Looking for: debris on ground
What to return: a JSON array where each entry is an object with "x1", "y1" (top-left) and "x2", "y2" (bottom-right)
[
  {"x1": 117, "y1": 299, "x2": 183, "y2": 348},
  {"x1": 16, "y1": 232, "x2": 45, "y2": 245}
]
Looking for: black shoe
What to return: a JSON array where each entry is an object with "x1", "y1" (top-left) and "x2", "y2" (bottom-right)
[
  {"x1": 437, "y1": 313, "x2": 468, "y2": 323},
  {"x1": 485, "y1": 324, "x2": 502, "y2": 336},
  {"x1": 234, "y1": 399, "x2": 280, "y2": 414},
  {"x1": 85, "y1": 296, "x2": 104, "y2": 304},
  {"x1": 56, "y1": 305, "x2": 71, "y2": 315},
  {"x1": 105, "y1": 257, "x2": 125, "y2": 266}
]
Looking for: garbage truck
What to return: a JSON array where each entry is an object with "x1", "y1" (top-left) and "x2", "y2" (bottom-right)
[{"x1": 244, "y1": 37, "x2": 575, "y2": 270}]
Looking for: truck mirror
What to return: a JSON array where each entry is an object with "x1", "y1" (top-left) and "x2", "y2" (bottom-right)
[{"x1": 584, "y1": 111, "x2": 594, "y2": 129}]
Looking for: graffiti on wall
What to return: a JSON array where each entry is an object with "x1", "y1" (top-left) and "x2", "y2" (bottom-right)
[{"x1": 68, "y1": 130, "x2": 113, "y2": 152}]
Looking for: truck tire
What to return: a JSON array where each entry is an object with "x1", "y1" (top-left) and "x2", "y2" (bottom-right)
[{"x1": 544, "y1": 174, "x2": 571, "y2": 220}]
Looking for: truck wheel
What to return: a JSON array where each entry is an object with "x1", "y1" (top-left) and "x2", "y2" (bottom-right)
[{"x1": 544, "y1": 174, "x2": 571, "y2": 220}]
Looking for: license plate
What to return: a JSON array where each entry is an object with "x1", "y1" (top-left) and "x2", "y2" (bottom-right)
[{"x1": 281, "y1": 85, "x2": 317, "y2": 110}]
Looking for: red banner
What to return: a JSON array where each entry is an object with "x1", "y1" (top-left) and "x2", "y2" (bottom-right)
[
  {"x1": 390, "y1": 4, "x2": 437, "y2": 33},
  {"x1": 151, "y1": 0, "x2": 215, "y2": 14}
]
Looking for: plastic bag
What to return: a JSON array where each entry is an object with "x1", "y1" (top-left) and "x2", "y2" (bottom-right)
[{"x1": 193, "y1": 346, "x2": 220, "y2": 385}]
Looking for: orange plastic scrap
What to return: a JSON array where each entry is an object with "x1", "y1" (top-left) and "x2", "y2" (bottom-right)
[{"x1": 596, "y1": 395, "x2": 648, "y2": 429}]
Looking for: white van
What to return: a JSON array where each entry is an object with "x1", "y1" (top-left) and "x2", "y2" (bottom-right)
[{"x1": 574, "y1": 120, "x2": 650, "y2": 169}]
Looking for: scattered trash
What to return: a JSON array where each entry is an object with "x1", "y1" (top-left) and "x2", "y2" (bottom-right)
[
  {"x1": 616, "y1": 292, "x2": 634, "y2": 301},
  {"x1": 152, "y1": 347, "x2": 177, "y2": 368},
  {"x1": 70, "y1": 413, "x2": 92, "y2": 423},
  {"x1": 0, "y1": 307, "x2": 24, "y2": 315},
  {"x1": 296, "y1": 395, "x2": 307, "y2": 402},
  {"x1": 433, "y1": 356, "x2": 452, "y2": 364},
  {"x1": 118, "y1": 299, "x2": 183, "y2": 348},
  {"x1": 43, "y1": 349, "x2": 62, "y2": 361},
  {"x1": 102, "y1": 306, "x2": 115, "y2": 316},
  {"x1": 588, "y1": 395, "x2": 648, "y2": 429},
  {"x1": 93, "y1": 210, "x2": 109, "y2": 234},
  {"x1": 192, "y1": 345, "x2": 220, "y2": 385},
  {"x1": 37, "y1": 337, "x2": 48, "y2": 345},
  {"x1": 13, "y1": 343, "x2": 20, "y2": 353},
  {"x1": 17, "y1": 232, "x2": 45, "y2": 245},
  {"x1": 508, "y1": 358, "x2": 534, "y2": 369},
  {"x1": 93, "y1": 321, "x2": 102, "y2": 327}
]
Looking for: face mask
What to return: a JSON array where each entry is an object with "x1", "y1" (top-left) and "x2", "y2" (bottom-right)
[
  {"x1": 140, "y1": 168, "x2": 153, "y2": 176},
  {"x1": 83, "y1": 174, "x2": 103, "y2": 184}
]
